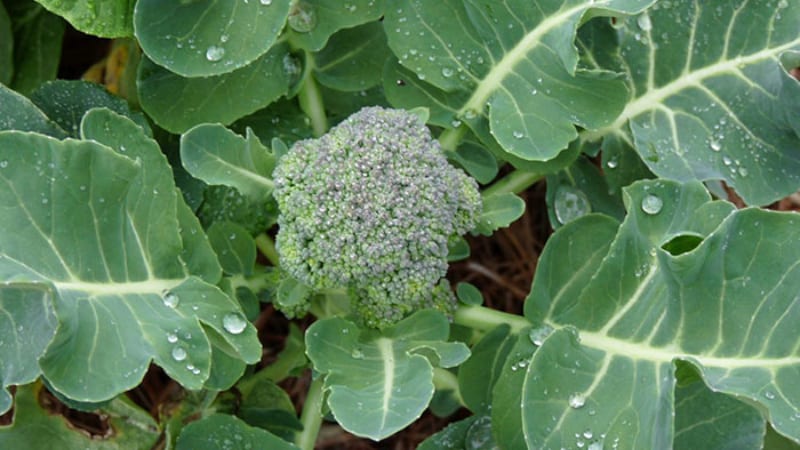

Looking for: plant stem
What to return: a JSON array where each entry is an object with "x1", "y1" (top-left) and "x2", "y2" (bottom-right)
[
  {"x1": 453, "y1": 304, "x2": 530, "y2": 334},
  {"x1": 298, "y1": 67, "x2": 328, "y2": 137},
  {"x1": 482, "y1": 169, "x2": 543, "y2": 197},
  {"x1": 438, "y1": 126, "x2": 466, "y2": 152},
  {"x1": 296, "y1": 375, "x2": 325, "y2": 450},
  {"x1": 255, "y1": 233, "x2": 280, "y2": 267},
  {"x1": 432, "y1": 368, "x2": 464, "y2": 406}
]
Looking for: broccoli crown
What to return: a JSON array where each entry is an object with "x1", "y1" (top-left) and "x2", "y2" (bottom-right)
[
  {"x1": 273, "y1": 106, "x2": 481, "y2": 328},
  {"x1": 198, "y1": 185, "x2": 278, "y2": 235}
]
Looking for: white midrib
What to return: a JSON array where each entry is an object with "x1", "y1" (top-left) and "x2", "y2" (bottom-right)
[
  {"x1": 459, "y1": 2, "x2": 598, "y2": 114},
  {"x1": 206, "y1": 153, "x2": 274, "y2": 190},
  {"x1": 585, "y1": 37, "x2": 800, "y2": 139},
  {"x1": 53, "y1": 278, "x2": 184, "y2": 296},
  {"x1": 561, "y1": 324, "x2": 800, "y2": 369},
  {"x1": 377, "y1": 338, "x2": 395, "y2": 431}
]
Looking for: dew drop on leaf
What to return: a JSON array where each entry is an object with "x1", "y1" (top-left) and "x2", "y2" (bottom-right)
[
  {"x1": 441, "y1": 67, "x2": 454, "y2": 78},
  {"x1": 640, "y1": 194, "x2": 663, "y2": 215},
  {"x1": 172, "y1": 346, "x2": 187, "y2": 361},
  {"x1": 351, "y1": 348, "x2": 364, "y2": 359},
  {"x1": 260, "y1": 0, "x2": 272, "y2": 4},
  {"x1": 166, "y1": 332, "x2": 178, "y2": 343},
  {"x1": 205, "y1": 46, "x2": 225, "y2": 62},
  {"x1": 222, "y1": 313, "x2": 247, "y2": 335},
  {"x1": 709, "y1": 139, "x2": 722, "y2": 152},
  {"x1": 288, "y1": 1, "x2": 317, "y2": 33},
  {"x1": 0, "y1": 160, "x2": 7, "y2": 168},
  {"x1": 162, "y1": 290, "x2": 179, "y2": 308},
  {"x1": 569, "y1": 393, "x2": 586, "y2": 409},
  {"x1": 554, "y1": 185, "x2": 591, "y2": 224},
  {"x1": 637, "y1": 14, "x2": 652, "y2": 31},
  {"x1": 512, "y1": 130, "x2": 524, "y2": 139},
  {"x1": 529, "y1": 325, "x2": 554, "y2": 346}
]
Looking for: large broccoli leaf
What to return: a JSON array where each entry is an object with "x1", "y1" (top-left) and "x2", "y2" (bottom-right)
[
  {"x1": 383, "y1": 0, "x2": 656, "y2": 161},
  {"x1": 499, "y1": 179, "x2": 800, "y2": 448},
  {"x1": 582, "y1": 1, "x2": 800, "y2": 205},
  {"x1": 0, "y1": 108, "x2": 260, "y2": 408}
]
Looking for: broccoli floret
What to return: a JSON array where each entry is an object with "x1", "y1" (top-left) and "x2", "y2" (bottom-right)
[
  {"x1": 197, "y1": 185, "x2": 278, "y2": 235},
  {"x1": 273, "y1": 106, "x2": 481, "y2": 328}
]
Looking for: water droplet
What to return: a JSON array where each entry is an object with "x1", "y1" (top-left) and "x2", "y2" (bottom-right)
[
  {"x1": 529, "y1": 325, "x2": 554, "y2": 346},
  {"x1": 569, "y1": 393, "x2": 586, "y2": 409},
  {"x1": 288, "y1": 1, "x2": 317, "y2": 33},
  {"x1": 222, "y1": 313, "x2": 247, "y2": 335},
  {"x1": 441, "y1": 67, "x2": 454, "y2": 78},
  {"x1": 765, "y1": 391, "x2": 776, "y2": 400},
  {"x1": 463, "y1": 109, "x2": 477, "y2": 120},
  {"x1": 709, "y1": 139, "x2": 721, "y2": 152},
  {"x1": 260, "y1": 0, "x2": 272, "y2": 4},
  {"x1": 583, "y1": 430, "x2": 593, "y2": 439},
  {"x1": 778, "y1": 0, "x2": 788, "y2": 8},
  {"x1": 206, "y1": 45, "x2": 225, "y2": 62},
  {"x1": 606, "y1": 157, "x2": 618, "y2": 169},
  {"x1": 640, "y1": 194, "x2": 663, "y2": 215},
  {"x1": 166, "y1": 332, "x2": 178, "y2": 343},
  {"x1": 738, "y1": 167, "x2": 748, "y2": 177},
  {"x1": 512, "y1": 130, "x2": 525, "y2": 139},
  {"x1": 172, "y1": 346, "x2": 187, "y2": 361},
  {"x1": 220, "y1": 34, "x2": 229, "y2": 43},
  {"x1": 554, "y1": 185, "x2": 592, "y2": 224},
  {"x1": 0, "y1": 160, "x2": 7, "y2": 168},
  {"x1": 162, "y1": 290, "x2": 179, "y2": 308},
  {"x1": 351, "y1": 348, "x2": 364, "y2": 359},
  {"x1": 637, "y1": 14, "x2": 652, "y2": 31}
]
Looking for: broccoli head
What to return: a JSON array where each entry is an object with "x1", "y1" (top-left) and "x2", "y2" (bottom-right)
[{"x1": 273, "y1": 106, "x2": 481, "y2": 328}]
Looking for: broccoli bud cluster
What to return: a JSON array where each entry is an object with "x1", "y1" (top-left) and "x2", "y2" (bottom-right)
[{"x1": 273, "y1": 106, "x2": 481, "y2": 328}]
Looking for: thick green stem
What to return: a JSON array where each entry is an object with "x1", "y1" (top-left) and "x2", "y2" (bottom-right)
[
  {"x1": 432, "y1": 368, "x2": 464, "y2": 406},
  {"x1": 255, "y1": 233, "x2": 280, "y2": 267},
  {"x1": 453, "y1": 304, "x2": 529, "y2": 334},
  {"x1": 438, "y1": 126, "x2": 467, "y2": 152},
  {"x1": 482, "y1": 169, "x2": 543, "y2": 197},
  {"x1": 298, "y1": 69, "x2": 328, "y2": 137},
  {"x1": 295, "y1": 375, "x2": 326, "y2": 450}
]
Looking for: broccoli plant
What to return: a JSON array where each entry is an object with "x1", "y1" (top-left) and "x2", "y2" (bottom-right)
[
  {"x1": 1, "y1": 0, "x2": 800, "y2": 449},
  {"x1": 272, "y1": 106, "x2": 481, "y2": 328}
]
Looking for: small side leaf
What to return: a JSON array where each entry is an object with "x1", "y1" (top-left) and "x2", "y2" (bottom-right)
[
  {"x1": 474, "y1": 193, "x2": 526, "y2": 236},
  {"x1": 175, "y1": 414, "x2": 298, "y2": 450},
  {"x1": 306, "y1": 310, "x2": 469, "y2": 440}
]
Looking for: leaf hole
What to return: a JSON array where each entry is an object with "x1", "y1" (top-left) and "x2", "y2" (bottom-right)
[{"x1": 661, "y1": 234, "x2": 704, "y2": 256}]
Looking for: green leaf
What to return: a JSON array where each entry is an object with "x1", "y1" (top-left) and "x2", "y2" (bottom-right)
[
  {"x1": 35, "y1": 0, "x2": 134, "y2": 37},
  {"x1": 0, "y1": 83, "x2": 66, "y2": 136},
  {"x1": 175, "y1": 414, "x2": 298, "y2": 450},
  {"x1": 0, "y1": 383, "x2": 160, "y2": 449},
  {"x1": 491, "y1": 330, "x2": 536, "y2": 450},
  {"x1": 457, "y1": 324, "x2": 515, "y2": 413},
  {"x1": 230, "y1": 98, "x2": 314, "y2": 146},
  {"x1": 384, "y1": 0, "x2": 656, "y2": 161},
  {"x1": 286, "y1": 0, "x2": 386, "y2": 51},
  {"x1": 29, "y1": 80, "x2": 149, "y2": 138},
  {"x1": 306, "y1": 310, "x2": 470, "y2": 440},
  {"x1": 520, "y1": 179, "x2": 800, "y2": 448},
  {"x1": 417, "y1": 415, "x2": 479, "y2": 450},
  {"x1": 546, "y1": 156, "x2": 625, "y2": 228},
  {"x1": 312, "y1": 21, "x2": 389, "y2": 91},
  {"x1": 0, "y1": 2, "x2": 12, "y2": 85},
  {"x1": 450, "y1": 140, "x2": 499, "y2": 186},
  {"x1": 584, "y1": 2, "x2": 800, "y2": 205},
  {"x1": 0, "y1": 109, "x2": 259, "y2": 403},
  {"x1": 456, "y1": 282, "x2": 483, "y2": 307},
  {"x1": 0, "y1": 286, "x2": 56, "y2": 414},
  {"x1": 180, "y1": 124, "x2": 276, "y2": 202},
  {"x1": 674, "y1": 381, "x2": 765, "y2": 450},
  {"x1": 207, "y1": 222, "x2": 256, "y2": 277},
  {"x1": 236, "y1": 374, "x2": 304, "y2": 440},
  {"x1": 6, "y1": 1, "x2": 65, "y2": 95},
  {"x1": 474, "y1": 193, "x2": 526, "y2": 235},
  {"x1": 134, "y1": 0, "x2": 291, "y2": 77},
  {"x1": 137, "y1": 42, "x2": 293, "y2": 134}
]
